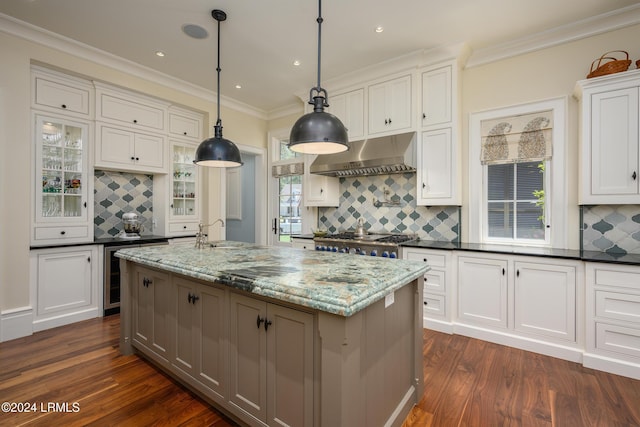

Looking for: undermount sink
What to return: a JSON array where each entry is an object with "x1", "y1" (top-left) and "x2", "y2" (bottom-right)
[{"x1": 209, "y1": 243, "x2": 242, "y2": 249}]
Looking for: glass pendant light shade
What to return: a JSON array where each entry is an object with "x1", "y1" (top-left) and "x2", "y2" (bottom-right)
[
  {"x1": 288, "y1": 0, "x2": 349, "y2": 155},
  {"x1": 194, "y1": 9, "x2": 242, "y2": 168}
]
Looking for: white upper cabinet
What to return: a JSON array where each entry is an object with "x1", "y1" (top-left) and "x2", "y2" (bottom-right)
[
  {"x1": 96, "y1": 84, "x2": 168, "y2": 132},
  {"x1": 417, "y1": 127, "x2": 458, "y2": 204},
  {"x1": 327, "y1": 88, "x2": 365, "y2": 141},
  {"x1": 368, "y1": 74, "x2": 412, "y2": 135},
  {"x1": 421, "y1": 64, "x2": 452, "y2": 128},
  {"x1": 32, "y1": 67, "x2": 93, "y2": 118},
  {"x1": 95, "y1": 124, "x2": 166, "y2": 173},
  {"x1": 576, "y1": 70, "x2": 640, "y2": 204},
  {"x1": 32, "y1": 113, "x2": 93, "y2": 246},
  {"x1": 303, "y1": 155, "x2": 339, "y2": 207},
  {"x1": 416, "y1": 60, "x2": 460, "y2": 206},
  {"x1": 169, "y1": 106, "x2": 204, "y2": 141}
]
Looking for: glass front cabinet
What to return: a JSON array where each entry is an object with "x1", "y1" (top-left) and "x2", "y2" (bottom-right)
[
  {"x1": 33, "y1": 114, "x2": 92, "y2": 245},
  {"x1": 168, "y1": 141, "x2": 200, "y2": 235}
]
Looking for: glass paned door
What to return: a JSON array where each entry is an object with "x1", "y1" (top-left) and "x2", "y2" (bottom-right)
[
  {"x1": 37, "y1": 116, "x2": 87, "y2": 222},
  {"x1": 278, "y1": 175, "x2": 302, "y2": 243},
  {"x1": 171, "y1": 144, "x2": 197, "y2": 218}
]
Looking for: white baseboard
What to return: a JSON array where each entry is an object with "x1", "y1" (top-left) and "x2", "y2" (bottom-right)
[
  {"x1": 583, "y1": 353, "x2": 640, "y2": 381},
  {"x1": 0, "y1": 306, "x2": 33, "y2": 342},
  {"x1": 453, "y1": 323, "x2": 583, "y2": 363},
  {"x1": 424, "y1": 317, "x2": 454, "y2": 334},
  {"x1": 32, "y1": 308, "x2": 101, "y2": 332}
]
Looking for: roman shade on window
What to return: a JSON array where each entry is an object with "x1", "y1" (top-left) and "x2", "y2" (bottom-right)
[
  {"x1": 480, "y1": 110, "x2": 553, "y2": 165},
  {"x1": 271, "y1": 162, "x2": 304, "y2": 178}
]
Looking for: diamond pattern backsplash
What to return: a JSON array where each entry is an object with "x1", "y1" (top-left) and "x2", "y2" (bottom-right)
[
  {"x1": 94, "y1": 170, "x2": 154, "y2": 238},
  {"x1": 318, "y1": 173, "x2": 460, "y2": 242},
  {"x1": 582, "y1": 205, "x2": 640, "y2": 255}
]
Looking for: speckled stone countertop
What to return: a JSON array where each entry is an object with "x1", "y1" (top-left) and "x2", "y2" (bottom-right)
[{"x1": 116, "y1": 241, "x2": 428, "y2": 316}]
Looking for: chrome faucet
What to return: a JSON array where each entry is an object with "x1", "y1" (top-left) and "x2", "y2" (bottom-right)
[{"x1": 194, "y1": 219, "x2": 225, "y2": 249}]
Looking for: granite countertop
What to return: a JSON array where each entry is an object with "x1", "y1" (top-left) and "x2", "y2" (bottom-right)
[
  {"x1": 116, "y1": 241, "x2": 428, "y2": 316},
  {"x1": 401, "y1": 240, "x2": 640, "y2": 266}
]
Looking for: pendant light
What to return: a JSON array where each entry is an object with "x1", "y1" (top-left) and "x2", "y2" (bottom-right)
[
  {"x1": 194, "y1": 9, "x2": 243, "y2": 168},
  {"x1": 288, "y1": 0, "x2": 349, "y2": 155}
]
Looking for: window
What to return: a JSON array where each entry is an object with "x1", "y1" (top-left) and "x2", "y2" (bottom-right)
[
  {"x1": 268, "y1": 129, "x2": 313, "y2": 246},
  {"x1": 469, "y1": 98, "x2": 567, "y2": 248},
  {"x1": 486, "y1": 161, "x2": 548, "y2": 242}
]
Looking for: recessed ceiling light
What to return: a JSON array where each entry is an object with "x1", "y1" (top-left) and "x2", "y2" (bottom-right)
[
  {"x1": 155, "y1": 51, "x2": 165, "y2": 57},
  {"x1": 375, "y1": 26, "x2": 384, "y2": 33},
  {"x1": 182, "y1": 23, "x2": 209, "y2": 39},
  {"x1": 293, "y1": 60, "x2": 301, "y2": 66},
  {"x1": 235, "y1": 84, "x2": 242, "y2": 89}
]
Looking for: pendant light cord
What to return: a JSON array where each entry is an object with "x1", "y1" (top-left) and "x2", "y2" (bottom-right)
[
  {"x1": 316, "y1": 0, "x2": 323, "y2": 91},
  {"x1": 216, "y1": 16, "x2": 222, "y2": 128}
]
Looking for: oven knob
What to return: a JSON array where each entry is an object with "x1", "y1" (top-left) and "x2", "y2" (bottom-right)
[
  {"x1": 390, "y1": 252, "x2": 397, "y2": 258},
  {"x1": 360, "y1": 250, "x2": 367, "y2": 256},
  {"x1": 315, "y1": 245, "x2": 322, "y2": 251},
  {"x1": 382, "y1": 251, "x2": 389, "y2": 257},
  {"x1": 370, "y1": 250, "x2": 378, "y2": 256},
  {"x1": 340, "y1": 248, "x2": 347, "y2": 253},
  {"x1": 331, "y1": 246, "x2": 338, "y2": 252}
]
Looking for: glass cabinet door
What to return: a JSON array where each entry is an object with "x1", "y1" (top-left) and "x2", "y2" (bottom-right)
[
  {"x1": 36, "y1": 115, "x2": 88, "y2": 222},
  {"x1": 171, "y1": 144, "x2": 198, "y2": 218}
]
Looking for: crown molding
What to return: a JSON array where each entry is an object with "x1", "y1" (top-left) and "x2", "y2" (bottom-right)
[
  {"x1": 466, "y1": 4, "x2": 640, "y2": 68},
  {"x1": 0, "y1": 13, "x2": 267, "y2": 120}
]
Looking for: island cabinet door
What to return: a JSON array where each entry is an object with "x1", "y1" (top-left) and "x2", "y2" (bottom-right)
[
  {"x1": 266, "y1": 303, "x2": 314, "y2": 427},
  {"x1": 132, "y1": 266, "x2": 170, "y2": 363},
  {"x1": 173, "y1": 278, "x2": 228, "y2": 400},
  {"x1": 229, "y1": 293, "x2": 268, "y2": 422}
]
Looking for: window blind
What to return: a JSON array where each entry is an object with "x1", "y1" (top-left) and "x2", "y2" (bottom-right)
[{"x1": 480, "y1": 110, "x2": 553, "y2": 165}]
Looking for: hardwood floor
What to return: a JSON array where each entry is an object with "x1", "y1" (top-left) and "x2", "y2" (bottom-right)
[{"x1": 1, "y1": 315, "x2": 639, "y2": 426}]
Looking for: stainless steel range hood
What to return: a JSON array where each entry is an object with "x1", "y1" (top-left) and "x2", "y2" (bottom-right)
[{"x1": 309, "y1": 132, "x2": 417, "y2": 177}]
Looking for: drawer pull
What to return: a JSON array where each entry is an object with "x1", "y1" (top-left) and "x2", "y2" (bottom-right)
[
  {"x1": 256, "y1": 315, "x2": 264, "y2": 329},
  {"x1": 60, "y1": 230, "x2": 66, "y2": 235}
]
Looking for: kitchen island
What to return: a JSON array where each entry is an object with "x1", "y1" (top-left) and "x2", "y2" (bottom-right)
[{"x1": 116, "y1": 242, "x2": 428, "y2": 427}]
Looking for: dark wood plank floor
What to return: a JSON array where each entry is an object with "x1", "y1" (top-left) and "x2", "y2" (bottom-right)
[{"x1": 1, "y1": 315, "x2": 639, "y2": 426}]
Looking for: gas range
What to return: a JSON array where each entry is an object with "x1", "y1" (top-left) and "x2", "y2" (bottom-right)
[{"x1": 313, "y1": 232, "x2": 416, "y2": 258}]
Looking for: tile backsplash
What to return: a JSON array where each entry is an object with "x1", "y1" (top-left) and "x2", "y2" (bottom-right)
[
  {"x1": 94, "y1": 170, "x2": 154, "y2": 238},
  {"x1": 581, "y1": 205, "x2": 640, "y2": 254},
  {"x1": 318, "y1": 173, "x2": 460, "y2": 242}
]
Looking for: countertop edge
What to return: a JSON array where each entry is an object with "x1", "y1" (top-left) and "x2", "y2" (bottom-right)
[{"x1": 116, "y1": 250, "x2": 428, "y2": 317}]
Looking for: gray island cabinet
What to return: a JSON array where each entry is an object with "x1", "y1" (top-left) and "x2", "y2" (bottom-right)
[{"x1": 116, "y1": 242, "x2": 428, "y2": 427}]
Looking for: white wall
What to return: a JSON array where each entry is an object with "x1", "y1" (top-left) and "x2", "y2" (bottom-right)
[{"x1": 460, "y1": 23, "x2": 640, "y2": 249}]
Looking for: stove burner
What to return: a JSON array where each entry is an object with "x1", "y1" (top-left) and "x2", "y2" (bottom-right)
[
  {"x1": 313, "y1": 232, "x2": 416, "y2": 258},
  {"x1": 375, "y1": 235, "x2": 414, "y2": 244}
]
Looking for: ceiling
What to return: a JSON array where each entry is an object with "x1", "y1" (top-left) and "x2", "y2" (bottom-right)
[{"x1": 1, "y1": 0, "x2": 639, "y2": 115}]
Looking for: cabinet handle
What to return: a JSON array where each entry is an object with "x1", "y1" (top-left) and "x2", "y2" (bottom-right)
[
  {"x1": 256, "y1": 315, "x2": 264, "y2": 329},
  {"x1": 633, "y1": 171, "x2": 637, "y2": 180},
  {"x1": 183, "y1": 226, "x2": 187, "y2": 229},
  {"x1": 423, "y1": 258, "x2": 427, "y2": 262},
  {"x1": 133, "y1": 119, "x2": 138, "y2": 124},
  {"x1": 320, "y1": 188, "x2": 324, "y2": 194},
  {"x1": 83, "y1": 202, "x2": 87, "y2": 208},
  {"x1": 60, "y1": 230, "x2": 66, "y2": 235},
  {"x1": 422, "y1": 113, "x2": 426, "y2": 119},
  {"x1": 502, "y1": 268, "x2": 505, "y2": 275},
  {"x1": 131, "y1": 156, "x2": 135, "y2": 160},
  {"x1": 143, "y1": 277, "x2": 149, "y2": 287},
  {"x1": 87, "y1": 257, "x2": 91, "y2": 263},
  {"x1": 384, "y1": 119, "x2": 388, "y2": 125},
  {"x1": 422, "y1": 182, "x2": 426, "y2": 189},
  {"x1": 188, "y1": 293, "x2": 193, "y2": 304},
  {"x1": 517, "y1": 269, "x2": 520, "y2": 277},
  {"x1": 264, "y1": 319, "x2": 272, "y2": 331},
  {"x1": 183, "y1": 131, "x2": 187, "y2": 135},
  {"x1": 61, "y1": 104, "x2": 67, "y2": 109},
  {"x1": 135, "y1": 157, "x2": 139, "y2": 161},
  {"x1": 388, "y1": 118, "x2": 392, "y2": 125},
  {"x1": 423, "y1": 301, "x2": 428, "y2": 305}
]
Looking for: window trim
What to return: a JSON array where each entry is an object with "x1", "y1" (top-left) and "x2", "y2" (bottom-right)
[{"x1": 469, "y1": 97, "x2": 568, "y2": 248}]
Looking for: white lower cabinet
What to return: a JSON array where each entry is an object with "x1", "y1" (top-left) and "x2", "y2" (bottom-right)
[
  {"x1": 455, "y1": 252, "x2": 582, "y2": 361},
  {"x1": 229, "y1": 292, "x2": 314, "y2": 427},
  {"x1": 173, "y1": 277, "x2": 227, "y2": 400},
  {"x1": 457, "y1": 255, "x2": 508, "y2": 329},
  {"x1": 585, "y1": 263, "x2": 640, "y2": 380},
  {"x1": 402, "y1": 248, "x2": 452, "y2": 332},
  {"x1": 30, "y1": 245, "x2": 100, "y2": 331},
  {"x1": 291, "y1": 237, "x2": 315, "y2": 250}
]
